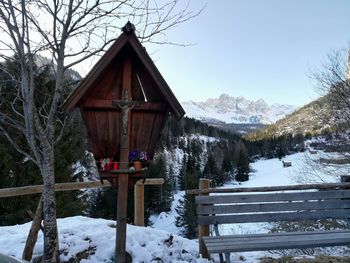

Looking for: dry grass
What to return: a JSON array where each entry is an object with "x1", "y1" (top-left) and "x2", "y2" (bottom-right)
[{"x1": 260, "y1": 256, "x2": 350, "y2": 263}]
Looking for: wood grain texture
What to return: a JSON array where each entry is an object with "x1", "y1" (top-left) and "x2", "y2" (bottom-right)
[
  {"x1": 0, "y1": 181, "x2": 112, "y2": 198},
  {"x1": 203, "y1": 230, "x2": 350, "y2": 253},
  {"x1": 195, "y1": 189, "x2": 350, "y2": 204},
  {"x1": 198, "y1": 210, "x2": 350, "y2": 224},
  {"x1": 197, "y1": 199, "x2": 350, "y2": 215},
  {"x1": 188, "y1": 182, "x2": 350, "y2": 195}
]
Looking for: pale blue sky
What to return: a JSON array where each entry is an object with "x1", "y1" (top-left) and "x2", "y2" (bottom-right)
[{"x1": 146, "y1": 0, "x2": 350, "y2": 106}]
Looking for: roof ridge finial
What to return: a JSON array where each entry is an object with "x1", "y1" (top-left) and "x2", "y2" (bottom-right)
[{"x1": 122, "y1": 21, "x2": 136, "y2": 34}]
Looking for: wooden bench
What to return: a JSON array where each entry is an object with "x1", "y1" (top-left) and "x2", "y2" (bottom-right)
[{"x1": 195, "y1": 183, "x2": 350, "y2": 263}]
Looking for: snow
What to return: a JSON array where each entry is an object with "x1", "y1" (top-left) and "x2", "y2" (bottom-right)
[
  {"x1": 0, "y1": 216, "x2": 210, "y2": 263},
  {"x1": 181, "y1": 94, "x2": 297, "y2": 125},
  {"x1": 150, "y1": 191, "x2": 185, "y2": 236},
  {"x1": 1, "y1": 150, "x2": 349, "y2": 262}
]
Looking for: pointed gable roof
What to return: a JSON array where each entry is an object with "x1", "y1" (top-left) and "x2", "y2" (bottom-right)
[{"x1": 63, "y1": 22, "x2": 185, "y2": 119}]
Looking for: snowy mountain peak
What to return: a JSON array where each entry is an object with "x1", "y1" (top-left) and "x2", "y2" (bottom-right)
[{"x1": 181, "y1": 94, "x2": 298, "y2": 125}]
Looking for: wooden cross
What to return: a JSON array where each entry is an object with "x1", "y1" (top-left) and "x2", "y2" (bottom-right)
[{"x1": 115, "y1": 57, "x2": 133, "y2": 263}]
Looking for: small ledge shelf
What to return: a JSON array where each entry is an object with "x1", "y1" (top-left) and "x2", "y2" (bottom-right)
[
  {"x1": 99, "y1": 168, "x2": 148, "y2": 177},
  {"x1": 98, "y1": 168, "x2": 148, "y2": 188},
  {"x1": 99, "y1": 168, "x2": 148, "y2": 175}
]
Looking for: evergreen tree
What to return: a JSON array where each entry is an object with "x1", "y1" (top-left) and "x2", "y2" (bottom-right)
[
  {"x1": 222, "y1": 150, "x2": 234, "y2": 182},
  {"x1": 147, "y1": 155, "x2": 172, "y2": 213},
  {"x1": 178, "y1": 156, "x2": 187, "y2": 191},
  {"x1": 0, "y1": 136, "x2": 41, "y2": 225},
  {"x1": 189, "y1": 139, "x2": 203, "y2": 161},
  {"x1": 84, "y1": 188, "x2": 118, "y2": 220},
  {"x1": 235, "y1": 141, "x2": 250, "y2": 182},
  {"x1": 185, "y1": 155, "x2": 200, "y2": 189},
  {"x1": 222, "y1": 151, "x2": 233, "y2": 173},
  {"x1": 0, "y1": 63, "x2": 87, "y2": 225},
  {"x1": 276, "y1": 135, "x2": 288, "y2": 160},
  {"x1": 175, "y1": 193, "x2": 197, "y2": 239},
  {"x1": 168, "y1": 164, "x2": 176, "y2": 200},
  {"x1": 203, "y1": 154, "x2": 224, "y2": 186},
  {"x1": 184, "y1": 118, "x2": 196, "y2": 134},
  {"x1": 294, "y1": 133, "x2": 306, "y2": 152},
  {"x1": 175, "y1": 151, "x2": 200, "y2": 238},
  {"x1": 170, "y1": 116, "x2": 184, "y2": 137}
]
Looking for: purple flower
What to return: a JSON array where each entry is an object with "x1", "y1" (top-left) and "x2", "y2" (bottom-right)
[
  {"x1": 139, "y1": 151, "x2": 148, "y2": 162},
  {"x1": 129, "y1": 150, "x2": 139, "y2": 162},
  {"x1": 128, "y1": 150, "x2": 149, "y2": 163}
]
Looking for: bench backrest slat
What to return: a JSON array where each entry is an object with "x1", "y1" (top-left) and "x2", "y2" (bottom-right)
[
  {"x1": 198, "y1": 210, "x2": 350, "y2": 225},
  {"x1": 197, "y1": 199, "x2": 350, "y2": 215},
  {"x1": 196, "y1": 189, "x2": 350, "y2": 225},
  {"x1": 195, "y1": 189, "x2": 350, "y2": 205}
]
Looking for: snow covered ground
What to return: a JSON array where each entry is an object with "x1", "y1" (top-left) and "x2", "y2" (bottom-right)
[
  {"x1": 0, "y1": 151, "x2": 349, "y2": 262},
  {"x1": 0, "y1": 216, "x2": 210, "y2": 263}
]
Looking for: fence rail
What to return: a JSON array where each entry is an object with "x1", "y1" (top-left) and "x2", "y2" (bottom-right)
[
  {"x1": 0, "y1": 178, "x2": 164, "y2": 198},
  {"x1": 187, "y1": 182, "x2": 350, "y2": 195},
  {"x1": 0, "y1": 180, "x2": 111, "y2": 198}
]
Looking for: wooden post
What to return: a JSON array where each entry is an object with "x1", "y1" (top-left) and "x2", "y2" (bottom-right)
[
  {"x1": 134, "y1": 178, "x2": 164, "y2": 226},
  {"x1": 22, "y1": 195, "x2": 43, "y2": 261},
  {"x1": 198, "y1": 178, "x2": 210, "y2": 259},
  {"x1": 116, "y1": 173, "x2": 128, "y2": 263},
  {"x1": 341, "y1": 175, "x2": 350, "y2": 183},
  {"x1": 134, "y1": 183, "x2": 144, "y2": 226},
  {"x1": 116, "y1": 57, "x2": 133, "y2": 263}
]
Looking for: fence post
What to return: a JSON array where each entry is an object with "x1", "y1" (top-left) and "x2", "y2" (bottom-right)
[
  {"x1": 198, "y1": 178, "x2": 210, "y2": 259},
  {"x1": 134, "y1": 182, "x2": 145, "y2": 226},
  {"x1": 341, "y1": 175, "x2": 350, "y2": 183},
  {"x1": 134, "y1": 178, "x2": 164, "y2": 226}
]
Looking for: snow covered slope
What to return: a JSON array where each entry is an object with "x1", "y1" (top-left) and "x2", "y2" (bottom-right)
[
  {"x1": 181, "y1": 93, "x2": 297, "y2": 125},
  {"x1": 0, "y1": 216, "x2": 210, "y2": 263},
  {"x1": 1, "y1": 151, "x2": 347, "y2": 263}
]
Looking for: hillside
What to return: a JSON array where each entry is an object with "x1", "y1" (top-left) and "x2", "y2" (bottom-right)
[{"x1": 245, "y1": 96, "x2": 332, "y2": 141}]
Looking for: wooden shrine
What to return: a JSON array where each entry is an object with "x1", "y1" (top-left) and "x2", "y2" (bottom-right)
[{"x1": 63, "y1": 22, "x2": 185, "y2": 263}]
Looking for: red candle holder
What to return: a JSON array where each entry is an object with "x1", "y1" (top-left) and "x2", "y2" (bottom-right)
[{"x1": 112, "y1": 162, "x2": 119, "y2": 170}]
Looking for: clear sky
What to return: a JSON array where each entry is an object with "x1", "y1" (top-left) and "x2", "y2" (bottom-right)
[{"x1": 144, "y1": 0, "x2": 350, "y2": 106}]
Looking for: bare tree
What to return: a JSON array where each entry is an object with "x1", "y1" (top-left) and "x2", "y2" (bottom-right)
[
  {"x1": 298, "y1": 48, "x2": 350, "y2": 183},
  {"x1": 0, "y1": 1, "x2": 201, "y2": 262},
  {"x1": 294, "y1": 150, "x2": 347, "y2": 184},
  {"x1": 311, "y1": 49, "x2": 350, "y2": 129}
]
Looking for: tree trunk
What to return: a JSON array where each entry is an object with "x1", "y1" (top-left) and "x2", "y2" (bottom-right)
[
  {"x1": 22, "y1": 195, "x2": 43, "y2": 261},
  {"x1": 41, "y1": 147, "x2": 60, "y2": 263}
]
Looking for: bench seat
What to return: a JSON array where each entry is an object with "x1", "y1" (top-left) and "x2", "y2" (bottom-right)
[{"x1": 203, "y1": 229, "x2": 350, "y2": 253}]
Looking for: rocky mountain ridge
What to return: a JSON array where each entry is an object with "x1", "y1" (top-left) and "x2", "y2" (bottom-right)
[{"x1": 181, "y1": 94, "x2": 298, "y2": 125}]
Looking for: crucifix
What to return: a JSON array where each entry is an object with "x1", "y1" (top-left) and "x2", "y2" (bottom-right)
[{"x1": 113, "y1": 89, "x2": 137, "y2": 136}]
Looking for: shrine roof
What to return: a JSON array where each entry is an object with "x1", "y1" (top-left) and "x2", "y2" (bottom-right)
[{"x1": 63, "y1": 22, "x2": 185, "y2": 119}]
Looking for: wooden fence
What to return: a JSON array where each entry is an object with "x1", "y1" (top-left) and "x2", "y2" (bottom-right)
[{"x1": 0, "y1": 178, "x2": 164, "y2": 261}]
